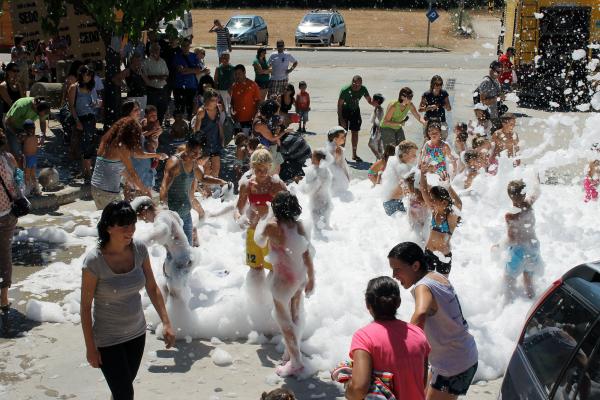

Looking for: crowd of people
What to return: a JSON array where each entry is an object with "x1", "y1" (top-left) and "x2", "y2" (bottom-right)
[{"x1": 0, "y1": 30, "x2": 598, "y2": 400}]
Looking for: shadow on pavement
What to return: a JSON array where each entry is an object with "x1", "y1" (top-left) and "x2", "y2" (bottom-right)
[
  {"x1": 1, "y1": 308, "x2": 41, "y2": 339},
  {"x1": 148, "y1": 340, "x2": 214, "y2": 374}
]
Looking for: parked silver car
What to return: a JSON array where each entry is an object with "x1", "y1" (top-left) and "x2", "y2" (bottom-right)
[
  {"x1": 295, "y1": 10, "x2": 346, "y2": 46},
  {"x1": 226, "y1": 15, "x2": 268, "y2": 45},
  {"x1": 158, "y1": 11, "x2": 193, "y2": 40}
]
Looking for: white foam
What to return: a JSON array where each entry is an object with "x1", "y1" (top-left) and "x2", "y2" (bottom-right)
[
  {"x1": 26, "y1": 300, "x2": 65, "y2": 323},
  {"x1": 211, "y1": 348, "x2": 233, "y2": 366}
]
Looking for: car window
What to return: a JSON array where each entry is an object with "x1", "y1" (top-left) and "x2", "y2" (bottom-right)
[
  {"x1": 258, "y1": 17, "x2": 264, "y2": 25},
  {"x1": 331, "y1": 15, "x2": 338, "y2": 26},
  {"x1": 339, "y1": 15, "x2": 344, "y2": 24},
  {"x1": 227, "y1": 18, "x2": 253, "y2": 28},
  {"x1": 301, "y1": 14, "x2": 331, "y2": 25},
  {"x1": 553, "y1": 322, "x2": 600, "y2": 399},
  {"x1": 254, "y1": 17, "x2": 260, "y2": 26},
  {"x1": 521, "y1": 287, "x2": 595, "y2": 396}
]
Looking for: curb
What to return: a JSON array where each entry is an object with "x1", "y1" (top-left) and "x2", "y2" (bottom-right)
[
  {"x1": 194, "y1": 44, "x2": 449, "y2": 53},
  {"x1": 29, "y1": 185, "x2": 86, "y2": 213}
]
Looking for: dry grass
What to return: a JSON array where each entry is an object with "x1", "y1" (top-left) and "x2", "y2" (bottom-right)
[{"x1": 191, "y1": 8, "x2": 475, "y2": 50}]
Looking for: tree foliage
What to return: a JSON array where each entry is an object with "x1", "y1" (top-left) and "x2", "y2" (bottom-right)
[{"x1": 43, "y1": 0, "x2": 192, "y2": 45}]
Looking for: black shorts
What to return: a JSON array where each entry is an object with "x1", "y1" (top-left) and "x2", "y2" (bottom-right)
[
  {"x1": 256, "y1": 80, "x2": 269, "y2": 90},
  {"x1": 431, "y1": 363, "x2": 478, "y2": 396},
  {"x1": 341, "y1": 108, "x2": 362, "y2": 132},
  {"x1": 425, "y1": 249, "x2": 452, "y2": 275}
]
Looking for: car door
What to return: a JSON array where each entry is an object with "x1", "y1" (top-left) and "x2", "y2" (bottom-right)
[
  {"x1": 331, "y1": 15, "x2": 340, "y2": 42},
  {"x1": 339, "y1": 14, "x2": 346, "y2": 39},
  {"x1": 501, "y1": 285, "x2": 597, "y2": 400}
]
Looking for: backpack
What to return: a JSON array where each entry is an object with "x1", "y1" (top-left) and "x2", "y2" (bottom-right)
[{"x1": 473, "y1": 76, "x2": 499, "y2": 105}]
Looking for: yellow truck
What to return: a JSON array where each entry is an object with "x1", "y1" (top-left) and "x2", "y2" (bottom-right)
[{"x1": 499, "y1": 0, "x2": 600, "y2": 109}]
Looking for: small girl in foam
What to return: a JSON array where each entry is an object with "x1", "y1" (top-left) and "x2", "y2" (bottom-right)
[
  {"x1": 584, "y1": 143, "x2": 599, "y2": 202},
  {"x1": 302, "y1": 149, "x2": 333, "y2": 231},
  {"x1": 325, "y1": 126, "x2": 350, "y2": 194},
  {"x1": 419, "y1": 121, "x2": 457, "y2": 179},
  {"x1": 255, "y1": 191, "x2": 315, "y2": 377}
]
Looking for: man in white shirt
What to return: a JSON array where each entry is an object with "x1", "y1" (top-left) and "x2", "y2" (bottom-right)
[
  {"x1": 267, "y1": 40, "x2": 298, "y2": 99},
  {"x1": 143, "y1": 42, "x2": 170, "y2": 124}
]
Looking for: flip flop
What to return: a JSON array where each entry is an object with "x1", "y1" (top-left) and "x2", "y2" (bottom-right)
[{"x1": 352, "y1": 156, "x2": 364, "y2": 163}]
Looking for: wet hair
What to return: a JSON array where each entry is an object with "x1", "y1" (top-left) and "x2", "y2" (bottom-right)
[
  {"x1": 77, "y1": 65, "x2": 96, "y2": 91},
  {"x1": 248, "y1": 136, "x2": 260, "y2": 151},
  {"x1": 122, "y1": 99, "x2": 140, "y2": 117},
  {"x1": 67, "y1": 60, "x2": 85, "y2": 78},
  {"x1": 272, "y1": 191, "x2": 302, "y2": 222},
  {"x1": 398, "y1": 87, "x2": 413, "y2": 102},
  {"x1": 250, "y1": 147, "x2": 272, "y2": 166},
  {"x1": 145, "y1": 104, "x2": 157, "y2": 115},
  {"x1": 463, "y1": 149, "x2": 479, "y2": 164},
  {"x1": 285, "y1": 83, "x2": 295, "y2": 97},
  {"x1": 383, "y1": 144, "x2": 396, "y2": 162},
  {"x1": 203, "y1": 88, "x2": 220, "y2": 104},
  {"x1": 388, "y1": 242, "x2": 429, "y2": 272},
  {"x1": 33, "y1": 97, "x2": 51, "y2": 114},
  {"x1": 426, "y1": 121, "x2": 442, "y2": 139},
  {"x1": 256, "y1": 47, "x2": 267, "y2": 58},
  {"x1": 259, "y1": 100, "x2": 280, "y2": 119},
  {"x1": 397, "y1": 140, "x2": 418, "y2": 159},
  {"x1": 365, "y1": 276, "x2": 401, "y2": 320},
  {"x1": 131, "y1": 196, "x2": 155, "y2": 215},
  {"x1": 186, "y1": 135, "x2": 204, "y2": 150},
  {"x1": 472, "y1": 135, "x2": 489, "y2": 150},
  {"x1": 313, "y1": 149, "x2": 327, "y2": 161},
  {"x1": 500, "y1": 113, "x2": 516, "y2": 125},
  {"x1": 234, "y1": 132, "x2": 248, "y2": 146},
  {"x1": 507, "y1": 179, "x2": 526, "y2": 200},
  {"x1": 103, "y1": 117, "x2": 143, "y2": 151},
  {"x1": 298, "y1": 81, "x2": 307, "y2": 89},
  {"x1": 198, "y1": 75, "x2": 215, "y2": 96},
  {"x1": 234, "y1": 64, "x2": 246, "y2": 73},
  {"x1": 327, "y1": 128, "x2": 346, "y2": 142},
  {"x1": 261, "y1": 388, "x2": 296, "y2": 400},
  {"x1": 430, "y1": 186, "x2": 453, "y2": 213},
  {"x1": 352, "y1": 75, "x2": 362, "y2": 83},
  {"x1": 429, "y1": 75, "x2": 444, "y2": 92},
  {"x1": 97, "y1": 200, "x2": 137, "y2": 248},
  {"x1": 372, "y1": 93, "x2": 385, "y2": 105}
]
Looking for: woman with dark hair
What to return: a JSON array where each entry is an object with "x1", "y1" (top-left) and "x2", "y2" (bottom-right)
[
  {"x1": 80, "y1": 200, "x2": 175, "y2": 400},
  {"x1": 380, "y1": 87, "x2": 426, "y2": 147},
  {"x1": 419, "y1": 75, "x2": 451, "y2": 138},
  {"x1": 61, "y1": 60, "x2": 85, "y2": 106},
  {"x1": 192, "y1": 89, "x2": 223, "y2": 179},
  {"x1": 0, "y1": 129, "x2": 20, "y2": 316},
  {"x1": 0, "y1": 62, "x2": 26, "y2": 129},
  {"x1": 255, "y1": 191, "x2": 314, "y2": 377},
  {"x1": 278, "y1": 83, "x2": 295, "y2": 114},
  {"x1": 388, "y1": 242, "x2": 478, "y2": 400},
  {"x1": 345, "y1": 276, "x2": 430, "y2": 400},
  {"x1": 91, "y1": 117, "x2": 167, "y2": 209},
  {"x1": 253, "y1": 99, "x2": 285, "y2": 175},
  {"x1": 121, "y1": 99, "x2": 141, "y2": 120},
  {"x1": 68, "y1": 65, "x2": 99, "y2": 182},
  {"x1": 253, "y1": 47, "x2": 271, "y2": 100}
]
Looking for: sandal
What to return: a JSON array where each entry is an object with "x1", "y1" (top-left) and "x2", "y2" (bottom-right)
[{"x1": 352, "y1": 156, "x2": 364, "y2": 163}]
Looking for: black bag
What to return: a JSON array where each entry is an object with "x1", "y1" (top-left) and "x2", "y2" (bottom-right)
[{"x1": 0, "y1": 171, "x2": 30, "y2": 218}]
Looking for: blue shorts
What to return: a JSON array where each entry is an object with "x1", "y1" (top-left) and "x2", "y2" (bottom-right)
[
  {"x1": 431, "y1": 363, "x2": 478, "y2": 396},
  {"x1": 506, "y1": 243, "x2": 542, "y2": 278},
  {"x1": 383, "y1": 199, "x2": 406, "y2": 216},
  {"x1": 298, "y1": 110, "x2": 309, "y2": 122},
  {"x1": 25, "y1": 154, "x2": 37, "y2": 168}
]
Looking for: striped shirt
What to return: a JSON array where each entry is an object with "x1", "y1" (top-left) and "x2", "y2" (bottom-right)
[{"x1": 215, "y1": 27, "x2": 230, "y2": 48}]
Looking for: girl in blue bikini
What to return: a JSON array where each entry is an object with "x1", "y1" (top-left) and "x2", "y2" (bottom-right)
[{"x1": 419, "y1": 162, "x2": 462, "y2": 276}]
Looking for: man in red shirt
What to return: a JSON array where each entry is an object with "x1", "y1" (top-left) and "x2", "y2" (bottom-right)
[
  {"x1": 498, "y1": 47, "x2": 515, "y2": 92},
  {"x1": 230, "y1": 64, "x2": 261, "y2": 135}
]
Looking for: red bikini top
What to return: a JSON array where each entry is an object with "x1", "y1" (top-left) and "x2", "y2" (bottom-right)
[{"x1": 248, "y1": 192, "x2": 273, "y2": 206}]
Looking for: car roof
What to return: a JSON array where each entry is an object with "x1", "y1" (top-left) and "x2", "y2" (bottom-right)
[
  {"x1": 563, "y1": 261, "x2": 600, "y2": 312},
  {"x1": 229, "y1": 15, "x2": 260, "y2": 18},
  {"x1": 305, "y1": 10, "x2": 340, "y2": 15}
]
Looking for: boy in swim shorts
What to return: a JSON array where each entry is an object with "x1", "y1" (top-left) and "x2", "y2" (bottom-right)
[{"x1": 22, "y1": 119, "x2": 41, "y2": 195}]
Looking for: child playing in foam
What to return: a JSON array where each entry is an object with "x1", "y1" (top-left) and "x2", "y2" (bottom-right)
[
  {"x1": 325, "y1": 126, "x2": 350, "y2": 194},
  {"x1": 380, "y1": 140, "x2": 418, "y2": 216},
  {"x1": 405, "y1": 171, "x2": 429, "y2": 244},
  {"x1": 419, "y1": 122, "x2": 457, "y2": 179},
  {"x1": 254, "y1": 191, "x2": 315, "y2": 377},
  {"x1": 505, "y1": 179, "x2": 543, "y2": 299},
  {"x1": 302, "y1": 149, "x2": 333, "y2": 231},
  {"x1": 453, "y1": 149, "x2": 483, "y2": 191},
  {"x1": 419, "y1": 163, "x2": 462, "y2": 276},
  {"x1": 584, "y1": 143, "x2": 599, "y2": 202},
  {"x1": 368, "y1": 144, "x2": 395, "y2": 185}
]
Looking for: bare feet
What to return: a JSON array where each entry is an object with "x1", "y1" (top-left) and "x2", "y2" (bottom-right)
[{"x1": 275, "y1": 360, "x2": 303, "y2": 377}]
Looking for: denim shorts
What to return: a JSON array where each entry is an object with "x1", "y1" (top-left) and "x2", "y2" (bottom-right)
[
  {"x1": 383, "y1": 199, "x2": 406, "y2": 216},
  {"x1": 431, "y1": 362, "x2": 478, "y2": 396}
]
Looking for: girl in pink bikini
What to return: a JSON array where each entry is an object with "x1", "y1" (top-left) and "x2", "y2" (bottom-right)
[
  {"x1": 584, "y1": 144, "x2": 599, "y2": 202},
  {"x1": 255, "y1": 191, "x2": 315, "y2": 377}
]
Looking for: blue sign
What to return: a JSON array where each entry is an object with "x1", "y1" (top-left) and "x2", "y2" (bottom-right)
[{"x1": 426, "y1": 8, "x2": 439, "y2": 23}]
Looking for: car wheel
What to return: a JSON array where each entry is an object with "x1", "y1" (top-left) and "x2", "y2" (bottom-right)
[
  {"x1": 340, "y1": 33, "x2": 346, "y2": 46},
  {"x1": 296, "y1": 40, "x2": 301, "y2": 47},
  {"x1": 263, "y1": 32, "x2": 268, "y2": 45}
]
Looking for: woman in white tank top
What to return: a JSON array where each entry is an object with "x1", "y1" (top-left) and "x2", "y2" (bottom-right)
[{"x1": 387, "y1": 241, "x2": 478, "y2": 400}]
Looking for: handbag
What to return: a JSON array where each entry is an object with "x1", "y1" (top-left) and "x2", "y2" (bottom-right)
[{"x1": 0, "y1": 168, "x2": 31, "y2": 218}]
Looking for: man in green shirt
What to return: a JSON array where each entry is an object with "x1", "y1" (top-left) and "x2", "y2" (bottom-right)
[
  {"x1": 4, "y1": 96, "x2": 50, "y2": 164},
  {"x1": 337, "y1": 75, "x2": 374, "y2": 162}
]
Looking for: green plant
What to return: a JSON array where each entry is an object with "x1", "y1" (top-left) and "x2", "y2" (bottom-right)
[{"x1": 449, "y1": 7, "x2": 474, "y2": 37}]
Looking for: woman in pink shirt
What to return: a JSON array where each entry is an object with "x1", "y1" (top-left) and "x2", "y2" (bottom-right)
[{"x1": 346, "y1": 276, "x2": 430, "y2": 400}]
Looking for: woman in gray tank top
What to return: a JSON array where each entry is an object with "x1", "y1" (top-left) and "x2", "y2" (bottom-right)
[
  {"x1": 80, "y1": 200, "x2": 175, "y2": 399},
  {"x1": 388, "y1": 242, "x2": 478, "y2": 399},
  {"x1": 91, "y1": 117, "x2": 167, "y2": 210}
]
